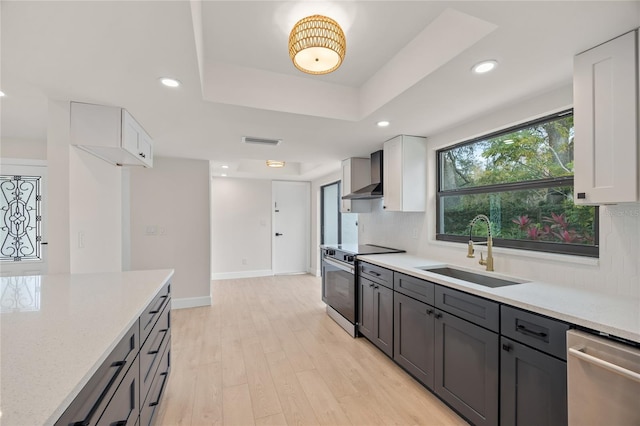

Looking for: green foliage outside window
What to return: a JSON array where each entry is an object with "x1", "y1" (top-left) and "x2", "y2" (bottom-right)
[{"x1": 437, "y1": 111, "x2": 598, "y2": 257}]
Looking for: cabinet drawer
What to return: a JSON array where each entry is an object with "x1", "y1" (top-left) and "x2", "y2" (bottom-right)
[
  {"x1": 359, "y1": 262, "x2": 393, "y2": 288},
  {"x1": 96, "y1": 356, "x2": 140, "y2": 426},
  {"x1": 501, "y1": 305, "x2": 569, "y2": 360},
  {"x1": 56, "y1": 321, "x2": 139, "y2": 426},
  {"x1": 435, "y1": 286, "x2": 499, "y2": 332},
  {"x1": 141, "y1": 300, "x2": 171, "y2": 403},
  {"x1": 141, "y1": 281, "x2": 171, "y2": 346},
  {"x1": 140, "y1": 338, "x2": 171, "y2": 426},
  {"x1": 394, "y1": 273, "x2": 434, "y2": 305}
]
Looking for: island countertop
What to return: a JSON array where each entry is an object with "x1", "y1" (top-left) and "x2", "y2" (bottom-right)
[
  {"x1": 0, "y1": 269, "x2": 174, "y2": 426},
  {"x1": 357, "y1": 253, "x2": 640, "y2": 343}
]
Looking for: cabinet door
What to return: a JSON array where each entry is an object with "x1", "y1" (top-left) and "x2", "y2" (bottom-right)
[
  {"x1": 383, "y1": 136, "x2": 402, "y2": 211},
  {"x1": 358, "y1": 276, "x2": 375, "y2": 338},
  {"x1": 500, "y1": 337, "x2": 567, "y2": 426},
  {"x1": 137, "y1": 130, "x2": 153, "y2": 167},
  {"x1": 394, "y1": 292, "x2": 435, "y2": 389},
  {"x1": 122, "y1": 110, "x2": 140, "y2": 157},
  {"x1": 373, "y1": 284, "x2": 393, "y2": 357},
  {"x1": 574, "y1": 30, "x2": 638, "y2": 204},
  {"x1": 435, "y1": 311, "x2": 499, "y2": 426},
  {"x1": 96, "y1": 357, "x2": 140, "y2": 426}
]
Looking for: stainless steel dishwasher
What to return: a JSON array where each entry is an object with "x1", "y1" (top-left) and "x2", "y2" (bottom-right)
[{"x1": 567, "y1": 329, "x2": 640, "y2": 425}]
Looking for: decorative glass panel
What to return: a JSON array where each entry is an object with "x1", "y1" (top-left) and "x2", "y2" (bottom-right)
[{"x1": 1, "y1": 175, "x2": 42, "y2": 262}]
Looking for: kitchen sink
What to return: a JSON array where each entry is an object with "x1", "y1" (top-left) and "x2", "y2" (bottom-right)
[{"x1": 419, "y1": 267, "x2": 527, "y2": 288}]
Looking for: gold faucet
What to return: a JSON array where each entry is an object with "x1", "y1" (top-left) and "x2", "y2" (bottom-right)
[{"x1": 467, "y1": 214, "x2": 494, "y2": 272}]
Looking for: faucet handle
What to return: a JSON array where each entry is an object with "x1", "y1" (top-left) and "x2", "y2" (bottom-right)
[
  {"x1": 479, "y1": 251, "x2": 487, "y2": 266},
  {"x1": 467, "y1": 241, "x2": 475, "y2": 258}
]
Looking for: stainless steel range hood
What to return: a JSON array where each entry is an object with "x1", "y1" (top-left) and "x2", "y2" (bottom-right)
[{"x1": 342, "y1": 150, "x2": 383, "y2": 200}]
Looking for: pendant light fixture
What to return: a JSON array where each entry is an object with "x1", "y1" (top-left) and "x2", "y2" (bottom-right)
[{"x1": 288, "y1": 15, "x2": 346, "y2": 75}]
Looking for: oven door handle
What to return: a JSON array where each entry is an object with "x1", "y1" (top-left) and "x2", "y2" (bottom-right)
[{"x1": 323, "y1": 257, "x2": 354, "y2": 274}]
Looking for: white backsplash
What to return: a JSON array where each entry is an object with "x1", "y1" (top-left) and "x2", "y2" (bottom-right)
[{"x1": 359, "y1": 202, "x2": 640, "y2": 297}]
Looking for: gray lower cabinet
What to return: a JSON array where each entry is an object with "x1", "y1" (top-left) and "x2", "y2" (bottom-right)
[
  {"x1": 500, "y1": 306, "x2": 568, "y2": 426},
  {"x1": 500, "y1": 337, "x2": 567, "y2": 426},
  {"x1": 56, "y1": 281, "x2": 171, "y2": 426},
  {"x1": 393, "y1": 292, "x2": 435, "y2": 389},
  {"x1": 433, "y1": 285, "x2": 500, "y2": 426},
  {"x1": 359, "y1": 275, "x2": 393, "y2": 357}
]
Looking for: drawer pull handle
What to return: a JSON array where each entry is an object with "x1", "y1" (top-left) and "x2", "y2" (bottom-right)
[
  {"x1": 71, "y1": 361, "x2": 126, "y2": 426},
  {"x1": 374, "y1": 285, "x2": 379, "y2": 289},
  {"x1": 369, "y1": 283, "x2": 374, "y2": 288},
  {"x1": 426, "y1": 309, "x2": 434, "y2": 316},
  {"x1": 502, "y1": 343, "x2": 512, "y2": 352},
  {"x1": 517, "y1": 324, "x2": 547, "y2": 338},
  {"x1": 370, "y1": 271, "x2": 381, "y2": 276},
  {"x1": 149, "y1": 295, "x2": 168, "y2": 314},
  {"x1": 149, "y1": 372, "x2": 169, "y2": 407},
  {"x1": 148, "y1": 329, "x2": 168, "y2": 355},
  {"x1": 434, "y1": 312, "x2": 443, "y2": 319}
]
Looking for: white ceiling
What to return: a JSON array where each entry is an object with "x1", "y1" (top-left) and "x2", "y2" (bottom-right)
[{"x1": 2, "y1": 1, "x2": 639, "y2": 180}]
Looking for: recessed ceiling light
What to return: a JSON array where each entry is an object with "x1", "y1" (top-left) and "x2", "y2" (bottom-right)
[
  {"x1": 159, "y1": 77, "x2": 181, "y2": 88},
  {"x1": 221, "y1": 165, "x2": 229, "y2": 169},
  {"x1": 0, "y1": 90, "x2": 5, "y2": 97},
  {"x1": 472, "y1": 60, "x2": 498, "y2": 74},
  {"x1": 377, "y1": 121, "x2": 390, "y2": 127}
]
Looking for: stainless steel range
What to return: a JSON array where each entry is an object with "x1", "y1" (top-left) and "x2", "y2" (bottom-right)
[{"x1": 321, "y1": 244, "x2": 404, "y2": 336}]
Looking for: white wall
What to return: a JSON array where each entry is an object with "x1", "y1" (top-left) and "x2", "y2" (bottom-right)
[
  {"x1": 211, "y1": 177, "x2": 272, "y2": 279},
  {"x1": 360, "y1": 84, "x2": 640, "y2": 298},
  {"x1": 69, "y1": 147, "x2": 122, "y2": 273},
  {"x1": 0, "y1": 139, "x2": 47, "y2": 160},
  {"x1": 129, "y1": 157, "x2": 211, "y2": 308}
]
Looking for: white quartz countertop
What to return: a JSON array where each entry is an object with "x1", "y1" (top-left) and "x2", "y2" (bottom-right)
[
  {"x1": 0, "y1": 269, "x2": 174, "y2": 426},
  {"x1": 357, "y1": 253, "x2": 640, "y2": 343}
]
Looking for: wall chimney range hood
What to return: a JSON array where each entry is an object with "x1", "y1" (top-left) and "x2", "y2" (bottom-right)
[{"x1": 342, "y1": 150, "x2": 383, "y2": 200}]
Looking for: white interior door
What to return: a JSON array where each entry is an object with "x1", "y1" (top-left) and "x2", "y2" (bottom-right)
[
  {"x1": 272, "y1": 181, "x2": 310, "y2": 275},
  {"x1": 0, "y1": 162, "x2": 48, "y2": 276}
]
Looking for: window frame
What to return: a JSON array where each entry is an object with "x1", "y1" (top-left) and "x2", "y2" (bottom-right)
[{"x1": 436, "y1": 109, "x2": 599, "y2": 258}]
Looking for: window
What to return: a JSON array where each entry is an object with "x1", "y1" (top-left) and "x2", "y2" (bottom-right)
[
  {"x1": 437, "y1": 110, "x2": 598, "y2": 257},
  {"x1": 320, "y1": 181, "x2": 358, "y2": 246}
]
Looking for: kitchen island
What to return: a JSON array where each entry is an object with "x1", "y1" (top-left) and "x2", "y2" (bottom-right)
[
  {"x1": 0, "y1": 269, "x2": 174, "y2": 426},
  {"x1": 358, "y1": 253, "x2": 639, "y2": 343}
]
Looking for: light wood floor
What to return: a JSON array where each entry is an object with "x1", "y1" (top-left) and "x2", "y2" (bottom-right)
[{"x1": 155, "y1": 274, "x2": 467, "y2": 426}]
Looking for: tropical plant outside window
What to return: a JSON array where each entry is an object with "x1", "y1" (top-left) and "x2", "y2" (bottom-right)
[{"x1": 437, "y1": 110, "x2": 598, "y2": 257}]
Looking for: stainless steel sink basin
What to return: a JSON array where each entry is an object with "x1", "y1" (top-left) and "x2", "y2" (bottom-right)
[{"x1": 420, "y1": 267, "x2": 527, "y2": 288}]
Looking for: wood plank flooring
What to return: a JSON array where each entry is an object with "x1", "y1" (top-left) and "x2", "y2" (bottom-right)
[{"x1": 155, "y1": 274, "x2": 467, "y2": 426}]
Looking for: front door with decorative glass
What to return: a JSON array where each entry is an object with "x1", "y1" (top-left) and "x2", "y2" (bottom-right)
[{"x1": 0, "y1": 163, "x2": 48, "y2": 277}]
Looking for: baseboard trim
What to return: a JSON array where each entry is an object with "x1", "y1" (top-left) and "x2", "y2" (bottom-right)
[
  {"x1": 172, "y1": 296, "x2": 212, "y2": 309},
  {"x1": 309, "y1": 267, "x2": 321, "y2": 277},
  {"x1": 211, "y1": 269, "x2": 274, "y2": 280}
]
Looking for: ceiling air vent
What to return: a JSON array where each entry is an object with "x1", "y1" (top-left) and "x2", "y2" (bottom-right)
[{"x1": 242, "y1": 136, "x2": 282, "y2": 146}]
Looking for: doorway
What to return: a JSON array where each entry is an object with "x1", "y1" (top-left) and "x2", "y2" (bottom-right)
[
  {"x1": 0, "y1": 161, "x2": 48, "y2": 276},
  {"x1": 272, "y1": 181, "x2": 310, "y2": 274}
]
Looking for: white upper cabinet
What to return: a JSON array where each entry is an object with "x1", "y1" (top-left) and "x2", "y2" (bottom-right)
[
  {"x1": 573, "y1": 30, "x2": 638, "y2": 204},
  {"x1": 71, "y1": 102, "x2": 154, "y2": 168},
  {"x1": 383, "y1": 135, "x2": 427, "y2": 212},
  {"x1": 341, "y1": 157, "x2": 371, "y2": 213}
]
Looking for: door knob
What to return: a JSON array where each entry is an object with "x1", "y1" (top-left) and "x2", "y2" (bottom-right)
[{"x1": 275, "y1": 233, "x2": 283, "y2": 236}]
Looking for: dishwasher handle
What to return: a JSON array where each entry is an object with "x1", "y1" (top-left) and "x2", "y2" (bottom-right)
[{"x1": 568, "y1": 346, "x2": 640, "y2": 384}]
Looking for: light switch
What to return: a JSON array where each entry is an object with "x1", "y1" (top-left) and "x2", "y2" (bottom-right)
[{"x1": 145, "y1": 225, "x2": 157, "y2": 235}]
